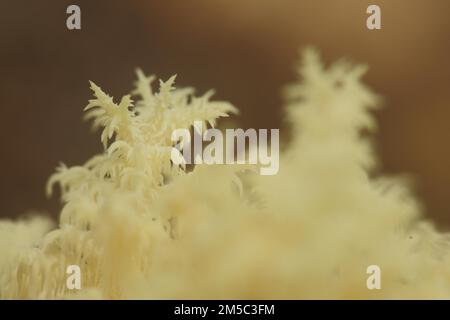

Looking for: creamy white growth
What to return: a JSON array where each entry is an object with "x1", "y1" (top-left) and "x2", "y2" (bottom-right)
[{"x1": 1, "y1": 49, "x2": 450, "y2": 299}]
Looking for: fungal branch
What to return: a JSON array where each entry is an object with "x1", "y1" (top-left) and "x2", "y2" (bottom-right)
[
  {"x1": 284, "y1": 48, "x2": 381, "y2": 174},
  {"x1": 47, "y1": 71, "x2": 237, "y2": 204}
]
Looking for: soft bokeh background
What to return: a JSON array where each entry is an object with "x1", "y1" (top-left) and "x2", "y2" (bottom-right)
[{"x1": 1, "y1": 0, "x2": 450, "y2": 228}]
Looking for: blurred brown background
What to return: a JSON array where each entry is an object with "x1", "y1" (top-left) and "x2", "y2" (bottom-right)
[{"x1": 1, "y1": 0, "x2": 450, "y2": 228}]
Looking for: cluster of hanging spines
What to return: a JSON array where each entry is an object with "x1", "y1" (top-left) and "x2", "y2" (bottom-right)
[{"x1": 47, "y1": 69, "x2": 238, "y2": 204}]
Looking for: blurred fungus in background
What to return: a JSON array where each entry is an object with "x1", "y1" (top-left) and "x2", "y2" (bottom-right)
[{"x1": 1, "y1": 0, "x2": 450, "y2": 230}]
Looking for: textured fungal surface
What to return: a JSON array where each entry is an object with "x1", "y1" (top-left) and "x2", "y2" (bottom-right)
[{"x1": 1, "y1": 49, "x2": 450, "y2": 299}]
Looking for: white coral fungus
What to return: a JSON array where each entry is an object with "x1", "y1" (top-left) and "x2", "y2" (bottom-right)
[{"x1": 1, "y1": 49, "x2": 449, "y2": 299}]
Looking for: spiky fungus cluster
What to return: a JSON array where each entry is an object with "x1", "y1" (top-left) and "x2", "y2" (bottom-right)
[{"x1": 1, "y1": 48, "x2": 450, "y2": 299}]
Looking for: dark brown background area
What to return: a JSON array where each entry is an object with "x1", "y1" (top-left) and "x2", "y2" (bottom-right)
[{"x1": 1, "y1": 0, "x2": 450, "y2": 228}]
